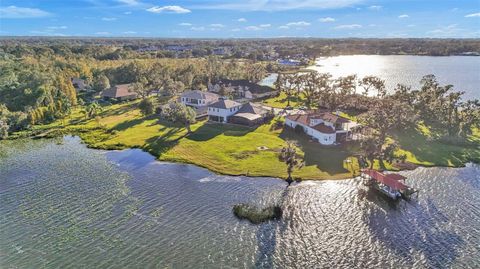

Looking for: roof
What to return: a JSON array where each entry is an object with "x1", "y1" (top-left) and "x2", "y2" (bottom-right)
[
  {"x1": 215, "y1": 79, "x2": 275, "y2": 94},
  {"x1": 181, "y1": 90, "x2": 219, "y2": 101},
  {"x1": 231, "y1": 113, "x2": 262, "y2": 121},
  {"x1": 385, "y1": 173, "x2": 407, "y2": 181},
  {"x1": 286, "y1": 113, "x2": 310, "y2": 126},
  {"x1": 209, "y1": 99, "x2": 242, "y2": 109},
  {"x1": 101, "y1": 84, "x2": 137, "y2": 98},
  {"x1": 311, "y1": 112, "x2": 351, "y2": 124},
  {"x1": 238, "y1": 102, "x2": 269, "y2": 115},
  {"x1": 362, "y1": 169, "x2": 408, "y2": 191},
  {"x1": 311, "y1": 123, "x2": 335, "y2": 134}
]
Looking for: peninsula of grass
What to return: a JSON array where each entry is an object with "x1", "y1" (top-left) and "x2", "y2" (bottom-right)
[{"x1": 14, "y1": 99, "x2": 480, "y2": 180}]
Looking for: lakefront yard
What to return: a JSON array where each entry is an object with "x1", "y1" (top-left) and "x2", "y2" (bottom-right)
[{"x1": 15, "y1": 99, "x2": 480, "y2": 180}]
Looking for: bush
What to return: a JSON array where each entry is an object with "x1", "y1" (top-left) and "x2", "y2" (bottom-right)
[
  {"x1": 232, "y1": 203, "x2": 282, "y2": 224},
  {"x1": 294, "y1": 124, "x2": 305, "y2": 134},
  {"x1": 138, "y1": 98, "x2": 155, "y2": 116}
]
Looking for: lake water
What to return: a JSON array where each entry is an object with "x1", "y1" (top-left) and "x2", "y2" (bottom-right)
[
  {"x1": 1, "y1": 137, "x2": 479, "y2": 268},
  {"x1": 261, "y1": 55, "x2": 480, "y2": 100}
]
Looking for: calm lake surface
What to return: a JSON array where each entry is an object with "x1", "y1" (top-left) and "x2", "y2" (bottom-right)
[
  {"x1": 1, "y1": 137, "x2": 479, "y2": 268},
  {"x1": 261, "y1": 55, "x2": 480, "y2": 100}
]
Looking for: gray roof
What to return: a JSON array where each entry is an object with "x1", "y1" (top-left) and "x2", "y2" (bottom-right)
[
  {"x1": 181, "y1": 90, "x2": 219, "y2": 103},
  {"x1": 209, "y1": 99, "x2": 242, "y2": 109},
  {"x1": 238, "y1": 102, "x2": 269, "y2": 115}
]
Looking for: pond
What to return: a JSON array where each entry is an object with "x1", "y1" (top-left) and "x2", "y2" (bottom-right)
[{"x1": 0, "y1": 137, "x2": 479, "y2": 268}]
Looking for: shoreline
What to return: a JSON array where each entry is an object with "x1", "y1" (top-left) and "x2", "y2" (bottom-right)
[{"x1": 14, "y1": 132, "x2": 477, "y2": 181}]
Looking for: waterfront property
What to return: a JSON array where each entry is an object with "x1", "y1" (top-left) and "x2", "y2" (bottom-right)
[
  {"x1": 180, "y1": 90, "x2": 220, "y2": 117},
  {"x1": 207, "y1": 99, "x2": 242, "y2": 123},
  {"x1": 285, "y1": 110, "x2": 357, "y2": 145},
  {"x1": 361, "y1": 169, "x2": 417, "y2": 200},
  {"x1": 101, "y1": 84, "x2": 137, "y2": 101}
]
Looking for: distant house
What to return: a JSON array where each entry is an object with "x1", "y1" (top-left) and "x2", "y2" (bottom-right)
[
  {"x1": 101, "y1": 84, "x2": 137, "y2": 101},
  {"x1": 277, "y1": 59, "x2": 302, "y2": 66},
  {"x1": 71, "y1": 78, "x2": 88, "y2": 92},
  {"x1": 207, "y1": 99, "x2": 242, "y2": 123},
  {"x1": 229, "y1": 102, "x2": 271, "y2": 126},
  {"x1": 208, "y1": 79, "x2": 275, "y2": 100},
  {"x1": 180, "y1": 90, "x2": 219, "y2": 108},
  {"x1": 285, "y1": 111, "x2": 357, "y2": 145}
]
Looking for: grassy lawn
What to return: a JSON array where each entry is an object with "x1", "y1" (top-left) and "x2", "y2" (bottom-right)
[
  {"x1": 15, "y1": 100, "x2": 480, "y2": 180},
  {"x1": 261, "y1": 92, "x2": 306, "y2": 109},
  {"x1": 393, "y1": 127, "x2": 480, "y2": 167}
]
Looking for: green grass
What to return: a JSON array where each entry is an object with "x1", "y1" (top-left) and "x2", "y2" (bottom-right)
[
  {"x1": 261, "y1": 92, "x2": 306, "y2": 109},
  {"x1": 14, "y1": 100, "x2": 480, "y2": 180}
]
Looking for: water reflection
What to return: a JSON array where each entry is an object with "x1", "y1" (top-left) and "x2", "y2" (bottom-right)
[{"x1": 0, "y1": 137, "x2": 479, "y2": 268}]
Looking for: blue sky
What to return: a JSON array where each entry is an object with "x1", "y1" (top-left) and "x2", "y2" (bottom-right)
[{"x1": 0, "y1": 0, "x2": 479, "y2": 38}]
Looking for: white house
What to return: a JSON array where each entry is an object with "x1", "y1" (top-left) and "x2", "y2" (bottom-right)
[
  {"x1": 207, "y1": 99, "x2": 242, "y2": 123},
  {"x1": 285, "y1": 111, "x2": 356, "y2": 145},
  {"x1": 180, "y1": 90, "x2": 219, "y2": 108}
]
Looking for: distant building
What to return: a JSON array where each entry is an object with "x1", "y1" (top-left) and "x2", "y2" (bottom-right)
[
  {"x1": 71, "y1": 78, "x2": 88, "y2": 92},
  {"x1": 208, "y1": 79, "x2": 275, "y2": 100},
  {"x1": 285, "y1": 111, "x2": 357, "y2": 145},
  {"x1": 277, "y1": 59, "x2": 302, "y2": 66},
  {"x1": 101, "y1": 84, "x2": 137, "y2": 101},
  {"x1": 207, "y1": 99, "x2": 242, "y2": 123}
]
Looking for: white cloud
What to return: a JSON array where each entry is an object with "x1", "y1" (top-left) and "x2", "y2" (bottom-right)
[
  {"x1": 123, "y1": 31, "x2": 137, "y2": 34},
  {"x1": 95, "y1": 32, "x2": 111, "y2": 35},
  {"x1": 260, "y1": 24, "x2": 271, "y2": 28},
  {"x1": 124, "y1": 11, "x2": 132, "y2": 15},
  {"x1": 102, "y1": 17, "x2": 117, "y2": 21},
  {"x1": 191, "y1": 0, "x2": 363, "y2": 11},
  {"x1": 238, "y1": 18, "x2": 247, "y2": 22},
  {"x1": 286, "y1": 21, "x2": 311, "y2": 27},
  {"x1": 319, "y1": 17, "x2": 335, "y2": 22},
  {"x1": 190, "y1": 26, "x2": 205, "y2": 31},
  {"x1": 278, "y1": 25, "x2": 289, "y2": 29},
  {"x1": 179, "y1": 22, "x2": 192, "y2": 26},
  {"x1": 368, "y1": 5, "x2": 382, "y2": 11},
  {"x1": 0, "y1": 5, "x2": 51, "y2": 18},
  {"x1": 245, "y1": 26, "x2": 262, "y2": 31},
  {"x1": 398, "y1": 14, "x2": 409, "y2": 18},
  {"x1": 210, "y1": 24, "x2": 225, "y2": 28},
  {"x1": 407, "y1": 24, "x2": 415, "y2": 27},
  {"x1": 117, "y1": 0, "x2": 139, "y2": 5},
  {"x1": 334, "y1": 24, "x2": 362, "y2": 29},
  {"x1": 47, "y1": 26, "x2": 67, "y2": 30},
  {"x1": 231, "y1": 28, "x2": 241, "y2": 32},
  {"x1": 147, "y1": 5, "x2": 191, "y2": 14},
  {"x1": 465, "y1": 12, "x2": 480, "y2": 18}
]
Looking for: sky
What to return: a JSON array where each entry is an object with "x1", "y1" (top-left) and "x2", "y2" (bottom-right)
[{"x1": 0, "y1": 0, "x2": 479, "y2": 38}]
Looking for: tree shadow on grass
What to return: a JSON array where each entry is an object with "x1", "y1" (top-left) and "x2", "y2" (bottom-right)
[
  {"x1": 186, "y1": 122, "x2": 256, "y2": 142},
  {"x1": 279, "y1": 128, "x2": 352, "y2": 175},
  {"x1": 392, "y1": 127, "x2": 473, "y2": 166},
  {"x1": 143, "y1": 127, "x2": 186, "y2": 157}
]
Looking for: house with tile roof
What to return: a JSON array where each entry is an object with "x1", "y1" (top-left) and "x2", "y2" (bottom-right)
[{"x1": 285, "y1": 111, "x2": 357, "y2": 145}]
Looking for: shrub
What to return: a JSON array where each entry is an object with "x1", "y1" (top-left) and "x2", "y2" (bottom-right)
[
  {"x1": 232, "y1": 203, "x2": 282, "y2": 224},
  {"x1": 138, "y1": 98, "x2": 155, "y2": 116},
  {"x1": 294, "y1": 124, "x2": 305, "y2": 134}
]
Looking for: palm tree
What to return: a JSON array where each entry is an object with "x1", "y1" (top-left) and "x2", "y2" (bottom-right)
[{"x1": 279, "y1": 141, "x2": 304, "y2": 186}]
